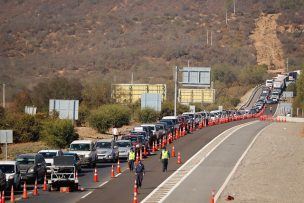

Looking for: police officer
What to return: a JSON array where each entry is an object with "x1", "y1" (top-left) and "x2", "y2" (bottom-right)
[
  {"x1": 128, "y1": 148, "x2": 135, "y2": 172},
  {"x1": 135, "y1": 160, "x2": 145, "y2": 188},
  {"x1": 160, "y1": 146, "x2": 170, "y2": 172}
]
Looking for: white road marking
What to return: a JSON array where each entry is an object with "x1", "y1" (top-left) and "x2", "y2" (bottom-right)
[
  {"x1": 115, "y1": 173, "x2": 122, "y2": 178},
  {"x1": 141, "y1": 121, "x2": 258, "y2": 203},
  {"x1": 214, "y1": 123, "x2": 272, "y2": 201},
  {"x1": 98, "y1": 181, "x2": 108, "y2": 187},
  {"x1": 81, "y1": 191, "x2": 93, "y2": 199}
]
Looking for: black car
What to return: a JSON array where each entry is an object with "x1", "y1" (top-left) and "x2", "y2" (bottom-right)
[
  {"x1": 0, "y1": 170, "x2": 6, "y2": 192},
  {"x1": 16, "y1": 153, "x2": 47, "y2": 183}
]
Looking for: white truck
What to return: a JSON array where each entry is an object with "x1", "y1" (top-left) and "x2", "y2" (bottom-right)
[{"x1": 265, "y1": 79, "x2": 273, "y2": 88}]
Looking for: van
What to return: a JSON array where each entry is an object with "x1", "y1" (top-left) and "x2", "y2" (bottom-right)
[{"x1": 69, "y1": 140, "x2": 97, "y2": 168}]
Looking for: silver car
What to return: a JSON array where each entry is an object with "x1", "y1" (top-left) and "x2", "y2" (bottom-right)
[
  {"x1": 95, "y1": 139, "x2": 119, "y2": 162},
  {"x1": 116, "y1": 140, "x2": 132, "y2": 159}
]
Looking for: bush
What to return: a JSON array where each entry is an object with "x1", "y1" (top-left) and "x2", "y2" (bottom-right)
[
  {"x1": 41, "y1": 119, "x2": 78, "y2": 148},
  {"x1": 89, "y1": 104, "x2": 131, "y2": 133},
  {"x1": 76, "y1": 104, "x2": 90, "y2": 126},
  {"x1": 136, "y1": 108, "x2": 160, "y2": 123},
  {"x1": 4, "y1": 113, "x2": 41, "y2": 143},
  {"x1": 160, "y1": 101, "x2": 189, "y2": 117}
]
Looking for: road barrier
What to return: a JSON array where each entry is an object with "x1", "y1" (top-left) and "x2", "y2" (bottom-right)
[
  {"x1": 43, "y1": 175, "x2": 47, "y2": 191},
  {"x1": 117, "y1": 160, "x2": 121, "y2": 174},
  {"x1": 33, "y1": 179, "x2": 38, "y2": 196},
  {"x1": 22, "y1": 182, "x2": 28, "y2": 199},
  {"x1": 10, "y1": 186, "x2": 15, "y2": 203},
  {"x1": 94, "y1": 167, "x2": 99, "y2": 182},
  {"x1": 171, "y1": 146, "x2": 176, "y2": 157},
  {"x1": 111, "y1": 165, "x2": 115, "y2": 178}
]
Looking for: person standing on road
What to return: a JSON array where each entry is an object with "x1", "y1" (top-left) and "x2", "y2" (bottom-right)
[
  {"x1": 112, "y1": 126, "x2": 118, "y2": 141},
  {"x1": 128, "y1": 148, "x2": 135, "y2": 172},
  {"x1": 270, "y1": 106, "x2": 273, "y2": 114},
  {"x1": 160, "y1": 146, "x2": 170, "y2": 172},
  {"x1": 135, "y1": 160, "x2": 145, "y2": 188}
]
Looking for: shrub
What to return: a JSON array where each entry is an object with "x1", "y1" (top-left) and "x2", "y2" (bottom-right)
[
  {"x1": 41, "y1": 119, "x2": 78, "y2": 148},
  {"x1": 136, "y1": 108, "x2": 160, "y2": 123},
  {"x1": 76, "y1": 104, "x2": 90, "y2": 126},
  {"x1": 89, "y1": 104, "x2": 131, "y2": 133},
  {"x1": 4, "y1": 113, "x2": 41, "y2": 143}
]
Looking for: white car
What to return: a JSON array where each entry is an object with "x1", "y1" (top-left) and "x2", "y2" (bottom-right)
[
  {"x1": 116, "y1": 140, "x2": 132, "y2": 159},
  {"x1": 38, "y1": 150, "x2": 63, "y2": 174},
  {"x1": 69, "y1": 140, "x2": 97, "y2": 168},
  {"x1": 0, "y1": 161, "x2": 21, "y2": 190}
]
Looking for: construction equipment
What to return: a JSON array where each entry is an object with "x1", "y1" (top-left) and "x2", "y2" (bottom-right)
[{"x1": 48, "y1": 156, "x2": 78, "y2": 192}]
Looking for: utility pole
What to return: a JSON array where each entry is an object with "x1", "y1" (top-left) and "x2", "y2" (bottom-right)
[
  {"x1": 233, "y1": 0, "x2": 236, "y2": 14},
  {"x1": 206, "y1": 29, "x2": 209, "y2": 45},
  {"x1": 210, "y1": 31, "x2": 213, "y2": 46},
  {"x1": 286, "y1": 58, "x2": 289, "y2": 73},
  {"x1": 2, "y1": 83, "x2": 5, "y2": 108},
  {"x1": 226, "y1": 9, "x2": 228, "y2": 25},
  {"x1": 131, "y1": 72, "x2": 134, "y2": 84},
  {"x1": 174, "y1": 66, "x2": 178, "y2": 116}
]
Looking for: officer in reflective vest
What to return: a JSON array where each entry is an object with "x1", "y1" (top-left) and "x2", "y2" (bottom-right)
[
  {"x1": 160, "y1": 146, "x2": 170, "y2": 172},
  {"x1": 128, "y1": 148, "x2": 135, "y2": 172}
]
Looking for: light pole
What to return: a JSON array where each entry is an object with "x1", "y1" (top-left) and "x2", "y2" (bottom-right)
[
  {"x1": 2, "y1": 83, "x2": 5, "y2": 108},
  {"x1": 174, "y1": 66, "x2": 178, "y2": 116}
]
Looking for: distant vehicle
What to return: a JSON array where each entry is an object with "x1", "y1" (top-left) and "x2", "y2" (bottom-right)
[
  {"x1": 38, "y1": 150, "x2": 63, "y2": 175},
  {"x1": 0, "y1": 161, "x2": 21, "y2": 190},
  {"x1": 121, "y1": 134, "x2": 146, "y2": 153},
  {"x1": 116, "y1": 140, "x2": 132, "y2": 159},
  {"x1": 69, "y1": 140, "x2": 97, "y2": 168},
  {"x1": 155, "y1": 123, "x2": 168, "y2": 139},
  {"x1": 161, "y1": 116, "x2": 180, "y2": 130},
  {"x1": 95, "y1": 139, "x2": 119, "y2": 162},
  {"x1": 16, "y1": 153, "x2": 47, "y2": 183},
  {"x1": 62, "y1": 152, "x2": 82, "y2": 173},
  {"x1": 0, "y1": 171, "x2": 6, "y2": 192},
  {"x1": 265, "y1": 79, "x2": 273, "y2": 88}
]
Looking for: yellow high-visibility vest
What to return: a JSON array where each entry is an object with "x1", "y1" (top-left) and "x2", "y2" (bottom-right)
[
  {"x1": 129, "y1": 151, "x2": 135, "y2": 160},
  {"x1": 161, "y1": 150, "x2": 169, "y2": 159}
]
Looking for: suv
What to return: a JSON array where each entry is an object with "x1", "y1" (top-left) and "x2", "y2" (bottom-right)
[
  {"x1": 95, "y1": 139, "x2": 119, "y2": 162},
  {"x1": 69, "y1": 140, "x2": 97, "y2": 168},
  {"x1": 116, "y1": 140, "x2": 132, "y2": 159},
  {"x1": 0, "y1": 161, "x2": 21, "y2": 190},
  {"x1": 16, "y1": 153, "x2": 47, "y2": 183},
  {"x1": 38, "y1": 150, "x2": 63, "y2": 175}
]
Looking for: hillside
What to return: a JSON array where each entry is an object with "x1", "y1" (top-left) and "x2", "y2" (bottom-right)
[{"x1": 0, "y1": 0, "x2": 303, "y2": 98}]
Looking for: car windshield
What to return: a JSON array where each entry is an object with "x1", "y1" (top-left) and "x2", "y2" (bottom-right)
[
  {"x1": 0, "y1": 165, "x2": 15, "y2": 173},
  {"x1": 156, "y1": 125, "x2": 164, "y2": 130},
  {"x1": 117, "y1": 142, "x2": 131, "y2": 147},
  {"x1": 70, "y1": 144, "x2": 90, "y2": 151},
  {"x1": 39, "y1": 152, "x2": 57, "y2": 158},
  {"x1": 16, "y1": 157, "x2": 35, "y2": 165},
  {"x1": 95, "y1": 142, "x2": 112, "y2": 149}
]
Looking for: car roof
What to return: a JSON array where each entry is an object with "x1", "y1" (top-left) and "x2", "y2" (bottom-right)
[
  {"x1": 141, "y1": 124, "x2": 156, "y2": 127},
  {"x1": 38, "y1": 150, "x2": 61, "y2": 153},
  {"x1": 96, "y1": 139, "x2": 113, "y2": 142},
  {"x1": 116, "y1": 140, "x2": 131, "y2": 143},
  {"x1": 162, "y1": 116, "x2": 178, "y2": 119},
  {"x1": 71, "y1": 140, "x2": 94, "y2": 144},
  {"x1": 0, "y1": 161, "x2": 17, "y2": 165}
]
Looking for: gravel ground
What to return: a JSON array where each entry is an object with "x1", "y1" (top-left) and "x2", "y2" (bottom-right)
[{"x1": 218, "y1": 122, "x2": 304, "y2": 203}]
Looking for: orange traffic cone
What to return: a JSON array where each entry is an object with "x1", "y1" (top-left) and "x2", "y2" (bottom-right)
[
  {"x1": 10, "y1": 185, "x2": 15, "y2": 203},
  {"x1": 134, "y1": 179, "x2": 138, "y2": 194},
  {"x1": 43, "y1": 175, "x2": 47, "y2": 191},
  {"x1": 133, "y1": 191, "x2": 138, "y2": 203},
  {"x1": 135, "y1": 153, "x2": 139, "y2": 165},
  {"x1": 177, "y1": 152, "x2": 181, "y2": 164},
  {"x1": 155, "y1": 141, "x2": 158, "y2": 151},
  {"x1": 171, "y1": 146, "x2": 176, "y2": 157},
  {"x1": 111, "y1": 164, "x2": 115, "y2": 178},
  {"x1": 143, "y1": 146, "x2": 147, "y2": 157},
  {"x1": 22, "y1": 182, "x2": 28, "y2": 199},
  {"x1": 152, "y1": 142, "x2": 155, "y2": 153},
  {"x1": 2, "y1": 191, "x2": 5, "y2": 203},
  {"x1": 94, "y1": 167, "x2": 99, "y2": 182},
  {"x1": 210, "y1": 190, "x2": 215, "y2": 203},
  {"x1": 117, "y1": 160, "x2": 121, "y2": 174},
  {"x1": 33, "y1": 179, "x2": 38, "y2": 196}
]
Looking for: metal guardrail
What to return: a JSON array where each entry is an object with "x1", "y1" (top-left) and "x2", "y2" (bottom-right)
[{"x1": 239, "y1": 84, "x2": 263, "y2": 110}]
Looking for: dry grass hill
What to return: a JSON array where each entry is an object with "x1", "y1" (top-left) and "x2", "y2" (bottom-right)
[{"x1": 0, "y1": 0, "x2": 303, "y2": 98}]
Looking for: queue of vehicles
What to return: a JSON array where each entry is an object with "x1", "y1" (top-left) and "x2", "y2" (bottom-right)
[{"x1": 0, "y1": 105, "x2": 266, "y2": 192}]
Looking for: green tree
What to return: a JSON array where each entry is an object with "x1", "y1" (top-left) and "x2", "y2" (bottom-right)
[
  {"x1": 89, "y1": 104, "x2": 131, "y2": 133},
  {"x1": 41, "y1": 119, "x2": 78, "y2": 148},
  {"x1": 136, "y1": 108, "x2": 160, "y2": 123},
  {"x1": 293, "y1": 71, "x2": 304, "y2": 110},
  {"x1": 82, "y1": 80, "x2": 112, "y2": 108}
]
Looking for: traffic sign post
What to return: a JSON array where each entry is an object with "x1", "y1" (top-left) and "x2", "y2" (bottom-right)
[{"x1": 0, "y1": 130, "x2": 13, "y2": 160}]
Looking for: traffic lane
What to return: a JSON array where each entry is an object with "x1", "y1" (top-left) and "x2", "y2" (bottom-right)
[
  {"x1": 78, "y1": 119, "x2": 255, "y2": 203},
  {"x1": 264, "y1": 103, "x2": 278, "y2": 115},
  {"x1": 14, "y1": 160, "x2": 129, "y2": 203},
  {"x1": 163, "y1": 121, "x2": 268, "y2": 203}
]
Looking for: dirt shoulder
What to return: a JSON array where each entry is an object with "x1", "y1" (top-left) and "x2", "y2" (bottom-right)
[{"x1": 218, "y1": 122, "x2": 304, "y2": 202}]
